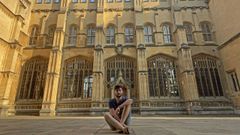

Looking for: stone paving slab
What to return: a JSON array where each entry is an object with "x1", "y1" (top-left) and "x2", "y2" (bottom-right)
[
  {"x1": 0, "y1": 117, "x2": 240, "y2": 135},
  {"x1": 94, "y1": 124, "x2": 135, "y2": 135}
]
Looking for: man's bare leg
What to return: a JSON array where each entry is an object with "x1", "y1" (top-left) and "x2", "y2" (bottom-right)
[
  {"x1": 120, "y1": 104, "x2": 131, "y2": 125},
  {"x1": 104, "y1": 113, "x2": 116, "y2": 131},
  {"x1": 104, "y1": 113, "x2": 127, "y2": 131}
]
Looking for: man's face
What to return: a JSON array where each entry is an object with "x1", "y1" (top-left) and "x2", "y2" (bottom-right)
[{"x1": 114, "y1": 87, "x2": 123, "y2": 98}]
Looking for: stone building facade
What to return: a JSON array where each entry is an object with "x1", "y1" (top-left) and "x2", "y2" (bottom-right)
[
  {"x1": 209, "y1": 0, "x2": 240, "y2": 114},
  {"x1": 0, "y1": 0, "x2": 33, "y2": 116},
  {"x1": 0, "y1": 0, "x2": 238, "y2": 116}
]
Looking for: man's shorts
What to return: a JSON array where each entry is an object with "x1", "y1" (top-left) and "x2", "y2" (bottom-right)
[
  {"x1": 117, "y1": 110, "x2": 131, "y2": 125},
  {"x1": 124, "y1": 112, "x2": 131, "y2": 125}
]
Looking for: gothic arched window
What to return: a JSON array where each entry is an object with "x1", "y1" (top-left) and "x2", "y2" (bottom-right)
[
  {"x1": 68, "y1": 25, "x2": 78, "y2": 45},
  {"x1": 162, "y1": 24, "x2": 173, "y2": 44},
  {"x1": 125, "y1": 25, "x2": 134, "y2": 44},
  {"x1": 147, "y1": 55, "x2": 179, "y2": 98},
  {"x1": 144, "y1": 25, "x2": 154, "y2": 44},
  {"x1": 87, "y1": 26, "x2": 96, "y2": 46},
  {"x1": 29, "y1": 26, "x2": 40, "y2": 46},
  {"x1": 47, "y1": 25, "x2": 56, "y2": 45},
  {"x1": 193, "y1": 55, "x2": 224, "y2": 97},
  {"x1": 18, "y1": 57, "x2": 48, "y2": 100},
  {"x1": 200, "y1": 22, "x2": 213, "y2": 42},
  {"x1": 106, "y1": 25, "x2": 115, "y2": 45},
  {"x1": 61, "y1": 57, "x2": 93, "y2": 99},
  {"x1": 183, "y1": 22, "x2": 194, "y2": 42}
]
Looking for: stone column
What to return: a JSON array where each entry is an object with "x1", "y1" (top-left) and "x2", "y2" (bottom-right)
[
  {"x1": 91, "y1": 4, "x2": 104, "y2": 109},
  {"x1": 92, "y1": 45, "x2": 104, "y2": 109},
  {"x1": 175, "y1": 25, "x2": 200, "y2": 114},
  {"x1": 171, "y1": 4, "x2": 200, "y2": 114},
  {"x1": 137, "y1": 44, "x2": 149, "y2": 101},
  {"x1": 192, "y1": 10, "x2": 204, "y2": 45},
  {"x1": 97, "y1": 0, "x2": 104, "y2": 12},
  {"x1": 38, "y1": 13, "x2": 49, "y2": 48},
  {"x1": 135, "y1": 25, "x2": 149, "y2": 110},
  {"x1": 153, "y1": 13, "x2": 162, "y2": 45},
  {"x1": 0, "y1": 44, "x2": 21, "y2": 117},
  {"x1": 77, "y1": 15, "x2": 85, "y2": 47},
  {"x1": 60, "y1": 0, "x2": 69, "y2": 8},
  {"x1": 40, "y1": 9, "x2": 67, "y2": 116},
  {"x1": 0, "y1": 6, "x2": 24, "y2": 116},
  {"x1": 95, "y1": 27, "x2": 104, "y2": 47},
  {"x1": 134, "y1": 0, "x2": 142, "y2": 12},
  {"x1": 115, "y1": 14, "x2": 124, "y2": 46}
]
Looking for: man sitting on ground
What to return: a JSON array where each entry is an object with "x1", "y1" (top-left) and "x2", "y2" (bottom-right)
[{"x1": 104, "y1": 84, "x2": 133, "y2": 134}]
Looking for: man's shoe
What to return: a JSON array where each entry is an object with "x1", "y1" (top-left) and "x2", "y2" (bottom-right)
[
  {"x1": 118, "y1": 130, "x2": 124, "y2": 134},
  {"x1": 122, "y1": 127, "x2": 130, "y2": 134}
]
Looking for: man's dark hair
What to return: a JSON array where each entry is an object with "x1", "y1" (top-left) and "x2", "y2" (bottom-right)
[{"x1": 114, "y1": 84, "x2": 126, "y2": 91}]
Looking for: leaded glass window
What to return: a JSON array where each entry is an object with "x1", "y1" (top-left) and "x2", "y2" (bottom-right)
[
  {"x1": 106, "y1": 26, "x2": 115, "y2": 44},
  {"x1": 45, "y1": 0, "x2": 51, "y2": 3},
  {"x1": 144, "y1": 25, "x2": 154, "y2": 44},
  {"x1": 68, "y1": 25, "x2": 78, "y2": 45},
  {"x1": 201, "y1": 22, "x2": 213, "y2": 42},
  {"x1": 162, "y1": 24, "x2": 173, "y2": 43},
  {"x1": 148, "y1": 55, "x2": 179, "y2": 98},
  {"x1": 183, "y1": 23, "x2": 194, "y2": 42},
  {"x1": 18, "y1": 57, "x2": 48, "y2": 100},
  {"x1": 36, "y1": 0, "x2": 42, "y2": 4},
  {"x1": 87, "y1": 26, "x2": 96, "y2": 46},
  {"x1": 104, "y1": 56, "x2": 136, "y2": 99},
  {"x1": 29, "y1": 26, "x2": 39, "y2": 46},
  {"x1": 61, "y1": 57, "x2": 93, "y2": 99},
  {"x1": 193, "y1": 55, "x2": 224, "y2": 97},
  {"x1": 47, "y1": 25, "x2": 56, "y2": 45},
  {"x1": 72, "y1": 0, "x2": 78, "y2": 3},
  {"x1": 228, "y1": 71, "x2": 240, "y2": 92},
  {"x1": 125, "y1": 25, "x2": 134, "y2": 44}
]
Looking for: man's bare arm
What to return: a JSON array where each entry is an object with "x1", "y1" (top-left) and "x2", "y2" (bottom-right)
[
  {"x1": 109, "y1": 108, "x2": 121, "y2": 121},
  {"x1": 118, "y1": 99, "x2": 133, "y2": 109}
]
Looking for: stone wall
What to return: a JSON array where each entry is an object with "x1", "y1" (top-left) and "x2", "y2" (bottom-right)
[{"x1": 209, "y1": 0, "x2": 240, "y2": 114}]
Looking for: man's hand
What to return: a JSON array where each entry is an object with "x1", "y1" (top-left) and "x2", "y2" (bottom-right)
[{"x1": 115, "y1": 107, "x2": 120, "y2": 114}]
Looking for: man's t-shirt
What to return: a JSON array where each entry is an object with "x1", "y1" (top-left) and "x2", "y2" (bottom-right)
[{"x1": 109, "y1": 96, "x2": 128, "y2": 116}]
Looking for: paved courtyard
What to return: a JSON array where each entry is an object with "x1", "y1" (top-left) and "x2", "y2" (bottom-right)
[{"x1": 0, "y1": 116, "x2": 240, "y2": 135}]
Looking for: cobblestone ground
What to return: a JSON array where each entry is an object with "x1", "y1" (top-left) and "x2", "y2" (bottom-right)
[{"x1": 0, "y1": 116, "x2": 240, "y2": 135}]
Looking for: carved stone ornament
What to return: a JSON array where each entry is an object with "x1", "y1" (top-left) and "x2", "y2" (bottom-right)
[
  {"x1": 138, "y1": 44, "x2": 145, "y2": 49},
  {"x1": 115, "y1": 44, "x2": 123, "y2": 54},
  {"x1": 95, "y1": 44, "x2": 103, "y2": 51}
]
